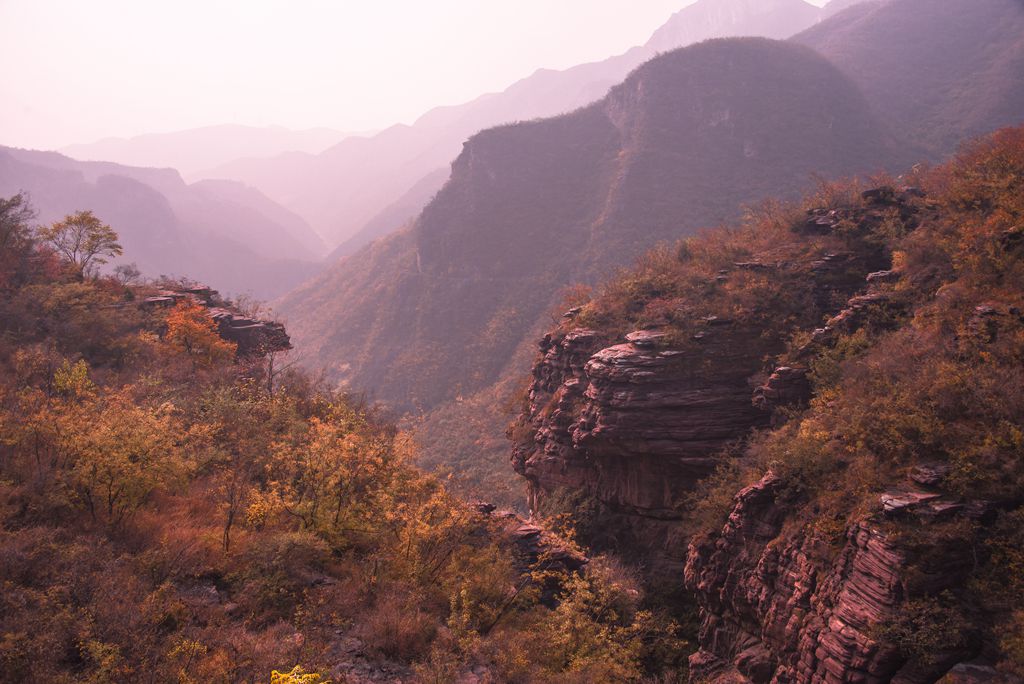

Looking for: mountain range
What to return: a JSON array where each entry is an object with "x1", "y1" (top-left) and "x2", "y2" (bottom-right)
[
  {"x1": 275, "y1": 36, "x2": 910, "y2": 411},
  {"x1": 4, "y1": 0, "x2": 843, "y2": 302},
  {"x1": 203, "y1": 0, "x2": 830, "y2": 252},
  {"x1": 271, "y1": 0, "x2": 1024, "y2": 500},
  {"x1": 794, "y1": 0, "x2": 1024, "y2": 156},
  {"x1": 0, "y1": 146, "x2": 323, "y2": 298},
  {"x1": 60, "y1": 124, "x2": 352, "y2": 181}
]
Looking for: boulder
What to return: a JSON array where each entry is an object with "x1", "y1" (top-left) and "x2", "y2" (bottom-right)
[
  {"x1": 867, "y1": 269, "x2": 901, "y2": 284},
  {"x1": 880, "y1": 489, "x2": 942, "y2": 514},
  {"x1": 752, "y1": 366, "x2": 811, "y2": 413},
  {"x1": 862, "y1": 185, "x2": 898, "y2": 205},
  {"x1": 910, "y1": 462, "x2": 953, "y2": 487}
]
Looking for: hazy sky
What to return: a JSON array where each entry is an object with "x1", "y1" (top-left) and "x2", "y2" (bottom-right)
[{"x1": 1, "y1": 0, "x2": 827, "y2": 150}]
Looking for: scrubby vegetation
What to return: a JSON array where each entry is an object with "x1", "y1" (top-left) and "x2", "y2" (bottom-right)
[
  {"x1": 0, "y1": 196, "x2": 687, "y2": 682},
  {"x1": 691, "y1": 126, "x2": 1023, "y2": 510},
  {"x1": 4, "y1": 120, "x2": 1020, "y2": 684},
  {"x1": 555, "y1": 126, "x2": 1024, "y2": 673}
]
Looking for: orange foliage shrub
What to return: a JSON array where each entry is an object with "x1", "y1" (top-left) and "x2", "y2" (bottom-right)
[{"x1": 164, "y1": 299, "x2": 237, "y2": 370}]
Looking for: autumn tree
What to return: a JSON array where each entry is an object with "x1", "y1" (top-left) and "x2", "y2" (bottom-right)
[
  {"x1": 164, "y1": 299, "x2": 237, "y2": 371},
  {"x1": 37, "y1": 210, "x2": 122, "y2": 277},
  {"x1": 56, "y1": 391, "x2": 186, "y2": 525},
  {"x1": 269, "y1": 405, "x2": 416, "y2": 546},
  {"x1": 0, "y1": 193, "x2": 35, "y2": 254},
  {"x1": 191, "y1": 386, "x2": 278, "y2": 552}
]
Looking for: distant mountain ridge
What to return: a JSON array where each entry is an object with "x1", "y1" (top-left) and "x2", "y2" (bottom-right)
[
  {"x1": 209, "y1": 0, "x2": 827, "y2": 251},
  {"x1": 0, "y1": 146, "x2": 323, "y2": 299},
  {"x1": 275, "y1": 0, "x2": 1024, "y2": 490},
  {"x1": 821, "y1": 0, "x2": 874, "y2": 16},
  {"x1": 61, "y1": 124, "x2": 351, "y2": 181},
  {"x1": 276, "y1": 37, "x2": 910, "y2": 412},
  {"x1": 647, "y1": 0, "x2": 822, "y2": 52}
]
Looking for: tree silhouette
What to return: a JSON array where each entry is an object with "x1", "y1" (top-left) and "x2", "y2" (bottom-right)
[{"x1": 38, "y1": 210, "x2": 122, "y2": 277}]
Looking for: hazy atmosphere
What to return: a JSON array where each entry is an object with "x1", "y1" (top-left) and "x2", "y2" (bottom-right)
[
  {"x1": 1, "y1": 0, "x2": 1022, "y2": 681},
  {"x1": 0, "y1": 0, "x2": 802, "y2": 149}
]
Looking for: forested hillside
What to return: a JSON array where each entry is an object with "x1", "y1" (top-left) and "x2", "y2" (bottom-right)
[
  {"x1": 794, "y1": 0, "x2": 1024, "y2": 157},
  {"x1": 0, "y1": 195, "x2": 689, "y2": 682}
]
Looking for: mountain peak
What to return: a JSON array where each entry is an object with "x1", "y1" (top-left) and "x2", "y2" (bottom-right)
[{"x1": 646, "y1": 0, "x2": 822, "y2": 53}]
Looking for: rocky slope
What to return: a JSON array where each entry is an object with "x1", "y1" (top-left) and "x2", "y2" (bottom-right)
[
  {"x1": 276, "y1": 37, "x2": 908, "y2": 414},
  {"x1": 512, "y1": 128, "x2": 1024, "y2": 680},
  {"x1": 511, "y1": 189, "x2": 908, "y2": 580},
  {"x1": 683, "y1": 472, "x2": 985, "y2": 684}
]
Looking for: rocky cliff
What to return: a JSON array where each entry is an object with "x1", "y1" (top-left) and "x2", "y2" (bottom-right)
[
  {"x1": 143, "y1": 284, "x2": 291, "y2": 356},
  {"x1": 511, "y1": 127, "x2": 1024, "y2": 682},
  {"x1": 511, "y1": 189, "x2": 907, "y2": 581},
  {"x1": 684, "y1": 473, "x2": 985, "y2": 683}
]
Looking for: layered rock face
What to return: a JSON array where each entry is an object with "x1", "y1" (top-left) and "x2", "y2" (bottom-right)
[
  {"x1": 512, "y1": 321, "x2": 780, "y2": 578},
  {"x1": 514, "y1": 323, "x2": 774, "y2": 501},
  {"x1": 517, "y1": 321, "x2": 998, "y2": 680},
  {"x1": 685, "y1": 474, "x2": 911, "y2": 683},
  {"x1": 507, "y1": 185, "x2": 1024, "y2": 679},
  {"x1": 511, "y1": 190, "x2": 910, "y2": 579},
  {"x1": 684, "y1": 473, "x2": 990, "y2": 684}
]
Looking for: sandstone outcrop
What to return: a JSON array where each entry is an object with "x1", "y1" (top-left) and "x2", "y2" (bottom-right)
[
  {"x1": 512, "y1": 191, "x2": 923, "y2": 579},
  {"x1": 143, "y1": 284, "x2": 291, "y2": 356},
  {"x1": 684, "y1": 474, "x2": 982, "y2": 684},
  {"x1": 505, "y1": 185, "x2": 1024, "y2": 679},
  {"x1": 512, "y1": 321, "x2": 777, "y2": 579}
]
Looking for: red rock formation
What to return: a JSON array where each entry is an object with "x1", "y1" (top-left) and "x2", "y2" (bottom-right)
[
  {"x1": 512, "y1": 321, "x2": 777, "y2": 579},
  {"x1": 684, "y1": 473, "x2": 984, "y2": 683},
  {"x1": 511, "y1": 200, "x2": 911, "y2": 534},
  {"x1": 506, "y1": 185, "x2": 1024, "y2": 680},
  {"x1": 511, "y1": 192, "x2": 920, "y2": 578}
]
